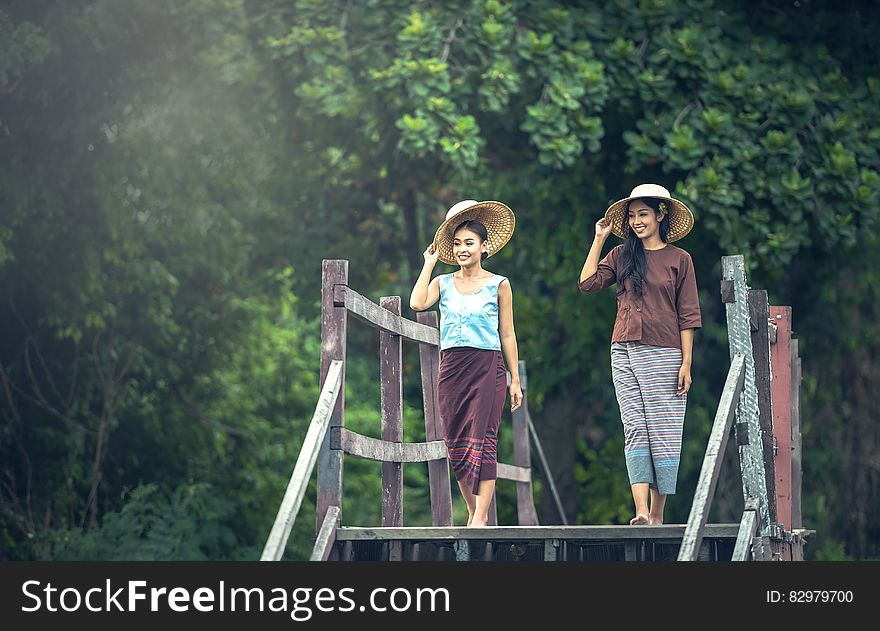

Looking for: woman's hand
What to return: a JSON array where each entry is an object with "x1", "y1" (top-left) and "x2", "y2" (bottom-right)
[
  {"x1": 509, "y1": 383, "x2": 523, "y2": 411},
  {"x1": 423, "y1": 243, "x2": 440, "y2": 264},
  {"x1": 676, "y1": 364, "x2": 692, "y2": 396},
  {"x1": 595, "y1": 217, "x2": 613, "y2": 240}
]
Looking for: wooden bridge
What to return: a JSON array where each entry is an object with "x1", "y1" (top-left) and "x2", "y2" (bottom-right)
[{"x1": 261, "y1": 255, "x2": 813, "y2": 561}]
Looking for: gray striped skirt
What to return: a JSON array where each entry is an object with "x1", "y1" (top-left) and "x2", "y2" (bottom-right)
[{"x1": 610, "y1": 341, "x2": 686, "y2": 495}]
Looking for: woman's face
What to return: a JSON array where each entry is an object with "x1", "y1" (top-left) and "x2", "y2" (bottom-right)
[
  {"x1": 626, "y1": 200, "x2": 662, "y2": 240},
  {"x1": 452, "y1": 228, "x2": 487, "y2": 268}
]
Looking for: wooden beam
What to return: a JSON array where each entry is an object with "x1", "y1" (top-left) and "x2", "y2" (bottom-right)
[
  {"x1": 770, "y1": 306, "x2": 793, "y2": 530},
  {"x1": 317, "y1": 260, "x2": 348, "y2": 536},
  {"x1": 497, "y1": 463, "x2": 531, "y2": 483},
  {"x1": 791, "y1": 338, "x2": 803, "y2": 529},
  {"x1": 454, "y1": 540, "x2": 470, "y2": 561},
  {"x1": 331, "y1": 427, "x2": 447, "y2": 462},
  {"x1": 335, "y1": 285, "x2": 440, "y2": 346},
  {"x1": 678, "y1": 354, "x2": 746, "y2": 561},
  {"x1": 380, "y1": 297, "x2": 404, "y2": 528},
  {"x1": 732, "y1": 498, "x2": 760, "y2": 561},
  {"x1": 544, "y1": 539, "x2": 560, "y2": 561},
  {"x1": 749, "y1": 290, "x2": 778, "y2": 526},
  {"x1": 511, "y1": 361, "x2": 539, "y2": 526},
  {"x1": 262, "y1": 361, "x2": 343, "y2": 561},
  {"x1": 721, "y1": 255, "x2": 771, "y2": 534},
  {"x1": 417, "y1": 311, "x2": 454, "y2": 526},
  {"x1": 310, "y1": 505, "x2": 341, "y2": 561},
  {"x1": 335, "y1": 523, "x2": 741, "y2": 541}
]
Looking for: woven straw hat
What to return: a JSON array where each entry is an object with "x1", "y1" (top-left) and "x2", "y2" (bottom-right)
[
  {"x1": 432, "y1": 200, "x2": 516, "y2": 265},
  {"x1": 604, "y1": 183, "x2": 695, "y2": 242}
]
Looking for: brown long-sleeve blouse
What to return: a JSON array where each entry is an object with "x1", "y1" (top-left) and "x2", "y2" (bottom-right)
[{"x1": 578, "y1": 243, "x2": 701, "y2": 349}]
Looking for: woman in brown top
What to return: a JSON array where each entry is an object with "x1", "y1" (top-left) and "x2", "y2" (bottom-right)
[{"x1": 579, "y1": 184, "x2": 701, "y2": 526}]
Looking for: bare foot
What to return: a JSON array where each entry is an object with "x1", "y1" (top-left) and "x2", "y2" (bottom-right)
[
  {"x1": 629, "y1": 514, "x2": 649, "y2": 525},
  {"x1": 648, "y1": 517, "x2": 663, "y2": 525},
  {"x1": 466, "y1": 514, "x2": 473, "y2": 527},
  {"x1": 468, "y1": 519, "x2": 488, "y2": 527}
]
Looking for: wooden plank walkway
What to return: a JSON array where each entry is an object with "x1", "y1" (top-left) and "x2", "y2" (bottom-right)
[
  {"x1": 333, "y1": 525, "x2": 741, "y2": 561},
  {"x1": 336, "y1": 524, "x2": 740, "y2": 541}
]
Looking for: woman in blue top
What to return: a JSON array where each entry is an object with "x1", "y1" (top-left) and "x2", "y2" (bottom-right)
[{"x1": 410, "y1": 200, "x2": 522, "y2": 527}]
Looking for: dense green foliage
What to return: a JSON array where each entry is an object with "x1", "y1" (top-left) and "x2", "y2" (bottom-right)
[{"x1": 1, "y1": 0, "x2": 877, "y2": 560}]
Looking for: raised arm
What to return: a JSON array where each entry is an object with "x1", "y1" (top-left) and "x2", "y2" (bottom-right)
[
  {"x1": 579, "y1": 217, "x2": 617, "y2": 292},
  {"x1": 409, "y1": 243, "x2": 441, "y2": 311},
  {"x1": 580, "y1": 217, "x2": 613, "y2": 283}
]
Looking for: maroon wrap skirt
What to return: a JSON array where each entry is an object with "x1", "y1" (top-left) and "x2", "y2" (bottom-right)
[{"x1": 438, "y1": 347, "x2": 506, "y2": 495}]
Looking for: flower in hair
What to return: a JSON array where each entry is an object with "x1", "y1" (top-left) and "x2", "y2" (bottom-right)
[{"x1": 658, "y1": 202, "x2": 667, "y2": 214}]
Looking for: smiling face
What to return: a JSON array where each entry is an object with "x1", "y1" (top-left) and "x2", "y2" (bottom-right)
[
  {"x1": 452, "y1": 227, "x2": 488, "y2": 268},
  {"x1": 626, "y1": 199, "x2": 663, "y2": 241}
]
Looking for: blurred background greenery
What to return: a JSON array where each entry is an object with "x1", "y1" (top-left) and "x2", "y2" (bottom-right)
[{"x1": 1, "y1": 0, "x2": 877, "y2": 560}]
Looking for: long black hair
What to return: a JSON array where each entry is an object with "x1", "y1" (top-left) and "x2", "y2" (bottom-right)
[
  {"x1": 618, "y1": 198, "x2": 670, "y2": 296},
  {"x1": 454, "y1": 220, "x2": 489, "y2": 261}
]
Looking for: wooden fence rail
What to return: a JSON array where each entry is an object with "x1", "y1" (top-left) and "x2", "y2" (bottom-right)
[
  {"x1": 261, "y1": 360, "x2": 343, "y2": 561},
  {"x1": 678, "y1": 354, "x2": 747, "y2": 561},
  {"x1": 732, "y1": 498, "x2": 761, "y2": 561}
]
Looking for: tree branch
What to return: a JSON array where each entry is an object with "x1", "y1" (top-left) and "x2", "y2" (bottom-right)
[{"x1": 440, "y1": 19, "x2": 464, "y2": 63}]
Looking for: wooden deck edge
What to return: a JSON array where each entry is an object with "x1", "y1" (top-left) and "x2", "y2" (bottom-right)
[{"x1": 335, "y1": 524, "x2": 741, "y2": 541}]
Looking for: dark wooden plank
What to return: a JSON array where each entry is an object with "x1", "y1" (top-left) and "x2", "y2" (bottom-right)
[
  {"x1": 317, "y1": 260, "x2": 348, "y2": 535},
  {"x1": 336, "y1": 285, "x2": 440, "y2": 345},
  {"x1": 749, "y1": 290, "x2": 778, "y2": 527},
  {"x1": 341, "y1": 541, "x2": 354, "y2": 561},
  {"x1": 769, "y1": 306, "x2": 793, "y2": 531},
  {"x1": 335, "y1": 523, "x2": 741, "y2": 541},
  {"x1": 496, "y1": 462, "x2": 531, "y2": 483},
  {"x1": 388, "y1": 541, "x2": 403, "y2": 562},
  {"x1": 417, "y1": 311, "x2": 454, "y2": 526},
  {"x1": 624, "y1": 541, "x2": 639, "y2": 561},
  {"x1": 544, "y1": 539, "x2": 560, "y2": 561},
  {"x1": 751, "y1": 535, "x2": 773, "y2": 561},
  {"x1": 791, "y1": 339, "x2": 803, "y2": 529},
  {"x1": 678, "y1": 354, "x2": 746, "y2": 561},
  {"x1": 310, "y1": 505, "x2": 341, "y2": 561},
  {"x1": 721, "y1": 256, "x2": 771, "y2": 534},
  {"x1": 720, "y1": 279, "x2": 736, "y2": 303},
  {"x1": 331, "y1": 427, "x2": 447, "y2": 462},
  {"x1": 261, "y1": 361, "x2": 344, "y2": 561},
  {"x1": 380, "y1": 297, "x2": 404, "y2": 528},
  {"x1": 732, "y1": 498, "x2": 760, "y2": 561},
  {"x1": 511, "y1": 361, "x2": 539, "y2": 526}
]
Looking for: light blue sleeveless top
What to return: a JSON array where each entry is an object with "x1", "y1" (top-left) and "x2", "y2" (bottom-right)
[{"x1": 438, "y1": 273, "x2": 506, "y2": 351}]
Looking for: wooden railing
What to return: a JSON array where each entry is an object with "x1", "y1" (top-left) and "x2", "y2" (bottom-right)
[
  {"x1": 677, "y1": 354, "x2": 746, "y2": 561},
  {"x1": 260, "y1": 360, "x2": 343, "y2": 561},
  {"x1": 262, "y1": 259, "x2": 565, "y2": 560}
]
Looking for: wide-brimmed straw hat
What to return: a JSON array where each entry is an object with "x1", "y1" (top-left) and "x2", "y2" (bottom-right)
[
  {"x1": 432, "y1": 200, "x2": 516, "y2": 265},
  {"x1": 604, "y1": 183, "x2": 695, "y2": 242}
]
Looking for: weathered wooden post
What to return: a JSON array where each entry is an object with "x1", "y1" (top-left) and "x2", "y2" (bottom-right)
[
  {"x1": 721, "y1": 255, "x2": 771, "y2": 534},
  {"x1": 317, "y1": 260, "x2": 348, "y2": 534},
  {"x1": 749, "y1": 290, "x2": 778, "y2": 527},
  {"x1": 512, "y1": 362, "x2": 538, "y2": 526},
  {"x1": 380, "y1": 297, "x2": 404, "y2": 528},
  {"x1": 769, "y1": 306, "x2": 793, "y2": 531},
  {"x1": 417, "y1": 311, "x2": 454, "y2": 526},
  {"x1": 790, "y1": 338, "x2": 803, "y2": 530},
  {"x1": 380, "y1": 296, "x2": 404, "y2": 561}
]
